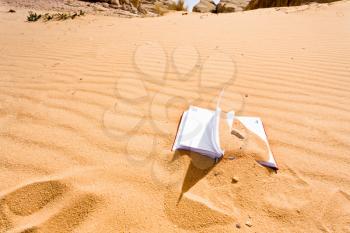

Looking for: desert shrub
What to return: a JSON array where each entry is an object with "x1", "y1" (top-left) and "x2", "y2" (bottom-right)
[
  {"x1": 43, "y1": 13, "x2": 53, "y2": 21},
  {"x1": 27, "y1": 11, "x2": 41, "y2": 22},
  {"x1": 56, "y1": 13, "x2": 70, "y2": 20},
  {"x1": 131, "y1": 0, "x2": 141, "y2": 7},
  {"x1": 168, "y1": 0, "x2": 185, "y2": 11},
  {"x1": 154, "y1": 2, "x2": 169, "y2": 15},
  {"x1": 28, "y1": 10, "x2": 85, "y2": 22}
]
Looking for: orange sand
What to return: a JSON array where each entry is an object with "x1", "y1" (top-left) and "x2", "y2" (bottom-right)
[{"x1": 0, "y1": 1, "x2": 350, "y2": 232}]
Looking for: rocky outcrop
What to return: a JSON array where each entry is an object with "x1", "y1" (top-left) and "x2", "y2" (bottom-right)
[
  {"x1": 193, "y1": 0, "x2": 248, "y2": 13},
  {"x1": 193, "y1": 0, "x2": 216, "y2": 12},
  {"x1": 216, "y1": 2, "x2": 236, "y2": 12},
  {"x1": 81, "y1": 0, "x2": 249, "y2": 15},
  {"x1": 245, "y1": 0, "x2": 339, "y2": 10},
  {"x1": 80, "y1": 0, "x2": 146, "y2": 14}
]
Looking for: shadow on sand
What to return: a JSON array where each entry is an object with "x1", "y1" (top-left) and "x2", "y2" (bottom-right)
[{"x1": 173, "y1": 150, "x2": 217, "y2": 203}]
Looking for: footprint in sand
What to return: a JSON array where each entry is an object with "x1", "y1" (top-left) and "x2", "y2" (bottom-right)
[
  {"x1": 0, "y1": 179, "x2": 101, "y2": 233},
  {"x1": 32, "y1": 193, "x2": 101, "y2": 233},
  {"x1": 0, "y1": 180, "x2": 67, "y2": 232},
  {"x1": 1, "y1": 180, "x2": 68, "y2": 216}
]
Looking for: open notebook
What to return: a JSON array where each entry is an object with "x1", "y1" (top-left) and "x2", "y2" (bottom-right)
[
  {"x1": 172, "y1": 106, "x2": 223, "y2": 159},
  {"x1": 172, "y1": 106, "x2": 278, "y2": 169}
]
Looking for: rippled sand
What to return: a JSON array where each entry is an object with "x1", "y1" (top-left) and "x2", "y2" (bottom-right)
[{"x1": 0, "y1": 1, "x2": 349, "y2": 232}]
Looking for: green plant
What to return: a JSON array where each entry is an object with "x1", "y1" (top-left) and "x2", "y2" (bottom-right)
[{"x1": 27, "y1": 11, "x2": 41, "y2": 22}]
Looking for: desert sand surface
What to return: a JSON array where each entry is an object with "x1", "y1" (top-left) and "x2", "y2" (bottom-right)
[{"x1": 0, "y1": 1, "x2": 350, "y2": 232}]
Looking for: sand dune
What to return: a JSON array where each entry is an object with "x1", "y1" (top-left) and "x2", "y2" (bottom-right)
[{"x1": 0, "y1": 1, "x2": 350, "y2": 232}]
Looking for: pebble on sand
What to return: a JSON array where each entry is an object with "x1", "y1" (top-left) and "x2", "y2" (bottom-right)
[
  {"x1": 245, "y1": 220, "x2": 253, "y2": 227},
  {"x1": 231, "y1": 176, "x2": 239, "y2": 183}
]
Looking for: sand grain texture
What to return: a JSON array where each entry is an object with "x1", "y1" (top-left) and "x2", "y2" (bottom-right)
[{"x1": 0, "y1": 1, "x2": 350, "y2": 232}]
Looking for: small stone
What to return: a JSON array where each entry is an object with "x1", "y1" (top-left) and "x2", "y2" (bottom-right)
[
  {"x1": 8, "y1": 9, "x2": 16, "y2": 13},
  {"x1": 227, "y1": 156, "x2": 235, "y2": 160},
  {"x1": 231, "y1": 176, "x2": 239, "y2": 183},
  {"x1": 214, "y1": 171, "x2": 222, "y2": 176},
  {"x1": 245, "y1": 94, "x2": 248, "y2": 97},
  {"x1": 236, "y1": 223, "x2": 241, "y2": 228},
  {"x1": 245, "y1": 220, "x2": 253, "y2": 227}
]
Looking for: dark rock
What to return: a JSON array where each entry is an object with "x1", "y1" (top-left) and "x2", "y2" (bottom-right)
[
  {"x1": 236, "y1": 223, "x2": 241, "y2": 228},
  {"x1": 8, "y1": 9, "x2": 16, "y2": 13},
  {"x1": 231, "y1": 176, "x2": 239, "y2": 183},
  {"x1": 214, "y1": 171, "x2": 221, "y2": 176}
]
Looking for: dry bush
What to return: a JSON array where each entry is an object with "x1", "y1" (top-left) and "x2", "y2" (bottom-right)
[
  {"x1": 27, "y1": 11, "x2": 41, "y2": 21},
  {"x1": 154, "y1": 2, "x2": 169, "y2": 15},
  {"x1": 168, "y1": 0, "x2": 185, "y2": 11},
  {"x1": 131, "y1": 0, "x2": 141, "y2": 7},
  {"x1": 28, "y1": 10, "x2": 85, "y2": 22}
]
